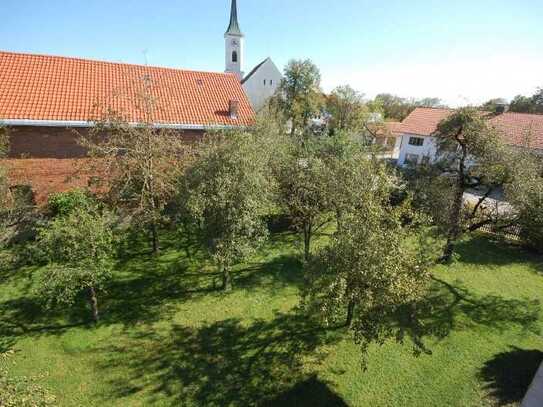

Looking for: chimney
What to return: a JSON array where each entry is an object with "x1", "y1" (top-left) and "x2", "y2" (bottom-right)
[{"x1": 229, "y1": 100, "x2": 239, "y2": 119}]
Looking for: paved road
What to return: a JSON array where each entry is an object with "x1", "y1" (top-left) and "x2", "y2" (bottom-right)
[{"x1": 522, "y1": 362, "x2": 543, "y2": 407}]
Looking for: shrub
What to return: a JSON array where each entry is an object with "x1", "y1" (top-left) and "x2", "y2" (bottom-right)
[{"x1": 47, "y1": 189, "x2": 96, "y2": 218}]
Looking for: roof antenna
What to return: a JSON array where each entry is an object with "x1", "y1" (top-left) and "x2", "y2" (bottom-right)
[{"x1": 142, "y1": 49, "x2": 149, "y2": 66}]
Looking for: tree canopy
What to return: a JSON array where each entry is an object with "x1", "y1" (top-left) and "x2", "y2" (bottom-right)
[
  {"x1": 431, "y1": 108, "x2": 509, "y2": 261},
  {"x1": 182, "y1": 131, "x2": 274, "y2": 291},
  {"x1": 373, "y1": 94, "x2": 444, "y2": 121},
  {"x1": 34, "y1": 201, "x2": 115, "y2": 323},
  {"x1": 274, "y1": 59, "x2": 324, "y2": 137},
  {"x1": 509, "y1": 88, "x2": 543, "y2": 114}
]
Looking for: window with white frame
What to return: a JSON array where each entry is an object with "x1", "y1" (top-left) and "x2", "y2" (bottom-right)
[{"x1": 408, "y1": 137, "x2": 424, "y2": 146}]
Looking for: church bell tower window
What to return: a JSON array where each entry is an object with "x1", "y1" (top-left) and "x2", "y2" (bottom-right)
[{"x1": 232, "y1": 51, "x2": 238, "y2": 63}]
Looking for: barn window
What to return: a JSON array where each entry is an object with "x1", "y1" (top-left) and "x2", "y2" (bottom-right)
[{"x1": 232, "y1": 51, "x2": 238, "y2": 63}]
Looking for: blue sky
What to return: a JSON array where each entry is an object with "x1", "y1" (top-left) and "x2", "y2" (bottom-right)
[{"x1": 2, "y1": 0, "x2": 542, "y2": 106}]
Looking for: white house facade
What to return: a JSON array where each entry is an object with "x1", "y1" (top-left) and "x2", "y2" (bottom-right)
[
  {"x1": 396, "y1": 107, "x2": 543, "y2": 166},
  {"x1": 397, "y1": 134, "x2": 438, "y2": 166}
]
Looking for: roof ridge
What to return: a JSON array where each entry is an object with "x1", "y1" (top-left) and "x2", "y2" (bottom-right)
[
  {"x1": 241, "y1": 57, "x2": 272, "y2": 84},
  {"x1": 0, "y1": 49, "x2": 237, "y2": 78}
]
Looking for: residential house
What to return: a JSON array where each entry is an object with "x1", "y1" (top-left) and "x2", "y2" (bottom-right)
[{"x1": 397, "y1": 107, "x2": 543, "y2": 166}]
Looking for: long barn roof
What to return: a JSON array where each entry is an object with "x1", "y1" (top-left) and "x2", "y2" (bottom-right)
[{"x1": 0, "y1": 50, "x2": 254, "y2": 128}]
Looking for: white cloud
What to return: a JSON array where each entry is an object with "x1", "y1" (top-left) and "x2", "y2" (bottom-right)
[{"x1": 321, "y1": 53, "x2": 543, "y2": 107}]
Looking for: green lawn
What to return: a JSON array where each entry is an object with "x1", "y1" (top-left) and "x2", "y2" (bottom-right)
[{"x1": 1, "y1": 231, "x2": 542, "y2": 406}]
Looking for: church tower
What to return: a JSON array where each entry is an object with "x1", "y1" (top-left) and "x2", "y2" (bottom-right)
[{"x1": 224, "y1": 0, "x2": 244, "y2": 80}]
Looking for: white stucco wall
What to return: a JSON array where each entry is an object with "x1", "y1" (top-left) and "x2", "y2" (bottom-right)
[
  {"x1": 242, "y1": 58, "x2": 282, "y2": 111},
  {"x1": 392, "y1": 136, "x2": 402, "y2": 159},
  {"x1": 397, "y1": 134, "x2": 438, "y2": 166}
]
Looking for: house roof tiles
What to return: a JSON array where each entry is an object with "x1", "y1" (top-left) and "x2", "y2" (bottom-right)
[
  {"x1": 401, "y1": 107, "x2": 543, "y2": 150},
  {"x1": 0, "y1": 50, "x2": 255, "y2": 127}
]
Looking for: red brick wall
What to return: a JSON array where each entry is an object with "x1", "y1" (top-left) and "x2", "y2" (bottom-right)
[{"x1": 4, "y1": 126, "x2": 205, "y2": 203}]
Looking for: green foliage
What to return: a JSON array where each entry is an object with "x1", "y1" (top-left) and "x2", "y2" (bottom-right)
[
  {"x1": 274, "y1": 59, "x2": 324, "y2": 136},
  {"x1": 47, "y1": 189, "x2": 96, "y2": 218},
  {"x1": 0, "y1": 351, "x2": 56, "y2": 406},
  {"x1": 326, "y1": 85, "x2": 369, "y2": 135},
  {"x1": 34, "y1": 207, "x2": 114, "y2": 321},
  {"x1": 0, "y1": 127, "x2": 13, "y2": 237},
  {"x1": 274, "y1": 138, "x2": 330, "y2": 261},
  {"x1": 506, "y1": 151, "x2": 543, "y2": 252},
  {"x1": 1, "y1": 228, "x2": 543, "y2": 405},
  {"x1": 182, "y1": 131, "x2": 274, "y2": 290},
  {"x1": 373, "y1": 94, "x2": 443, "y2": 121},
  {"x1": 81, "y1": 92, "x2": 192, "y2": 254},
  {"x1": 429, "y1": 108, "x2": 510, "y2": 260},
  {"x1": 509, "y1": 88, "x2": 543, "y2": 114},
  {"x1": 304, "y1": 196, "x2": 431, "y2": 360}
]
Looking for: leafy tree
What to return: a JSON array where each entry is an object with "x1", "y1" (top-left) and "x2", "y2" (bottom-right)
[
  {"x1": 182, "y1": 131, "x2": 274, "y2": 291},
  {"x1": 432, "y1": 108, "x2": 510, "y2": 261},
  {"x1": 506, "y1": 150, "x2": 543, "y2": 252},
  {"x1": 275, "y1": 139, "x2": 330, "y2": 262},
  {"x1": 326, "y1": 86, "x2": 368, "y2": 135},
  {"x1": 373, "y1": 94, "x2": 443, "y2": 121},
  {"x1": 318, "y1": 135, "x2": 395, "y2": 233},
  {"x1": 304, "y1": 196, "x2": 431, "y2": 357},
  {"x1": 509, "y1": 88, "x2": 543, "y2": 114},
  {"x1": 35, "y1": 204, "x2": 114, "y2": 323},
  {"x1": 48, "y1": 189, "x2": 96, "y2": 218},
  {"x1": 82, "y1": 113, "x2": 190, "y2": 255},
  {"x1": 274, "y1": 59, "x2": 324, "y2": 137}
]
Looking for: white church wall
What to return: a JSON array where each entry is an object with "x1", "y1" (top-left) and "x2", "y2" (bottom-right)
[{"x1": 242, "y1": 59, "x2": 282, "y2": 111}]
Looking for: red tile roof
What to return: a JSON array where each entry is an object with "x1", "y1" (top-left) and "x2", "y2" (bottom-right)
[
  {"x1": 0, "y1": 51, "x2": 255, "y2": 127},
  {"x1": 384, "y1": 121, "x2": 403, "y2": 136},
  {"x1": 401, "y1": 107, "x2": 543, "y2": 150}
]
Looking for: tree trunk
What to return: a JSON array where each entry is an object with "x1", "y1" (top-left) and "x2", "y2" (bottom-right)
[
  {"x1": 442, "y1": 144, "x2": 467, "y2": 263},
  {"x1": 88, "y1": 287, "x2": 99, "y2": 323},
  {"x1": 221, "y1": 265, "x2": 233, "y2": 292},
  {"x1": 345, "y1": 300, "x2": 356, "y2": 328},
  {"x1": 442, "y1": 183, "x2": 464, "y2": 262},
  {"x1": 150, "y1": 221, "x2": 160, "y2": 255},
  {"x1": 303, "y1": 222, "x2": 312, "y2": 262},
  {"x1": 336, "y1": 208, "x2": 343, "y2": 235}
]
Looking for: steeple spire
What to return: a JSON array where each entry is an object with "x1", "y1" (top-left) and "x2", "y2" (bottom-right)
[{"x1": 225, "y1": 0, "x2": 243, "y2": 36}]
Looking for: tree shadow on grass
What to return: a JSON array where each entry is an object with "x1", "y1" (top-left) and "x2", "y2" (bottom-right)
[
  {"x1": 479, "y1": 347, "x2": 543, "y2": 406},
  {"x1": 394, "y1": 277, "x2": 541, "y2": 354},
  {"x1": 0, "y1": 295, "x2": 89, "y2": 352},
  {"x1": 262, "y1": 375, "x2": 349, "y2": 407},
  {"x1": 454, "y1": 235, "x2": 543, "y2": 271},
  {"x1": 97, "y1": 311, "x2": 343, "y2": 406}
]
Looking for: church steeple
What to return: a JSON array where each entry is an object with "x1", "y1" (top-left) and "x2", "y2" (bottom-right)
[
  {"x1": 225, "y1": 0, "x2": 243, "y2": 37},
  {"x1": 224, "y1": 0, "x2": 244, "y2": 79}
]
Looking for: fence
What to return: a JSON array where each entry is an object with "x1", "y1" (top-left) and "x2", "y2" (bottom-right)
[{"x1": 479, "y1": 223, "x2": 522, "y2": 242}]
